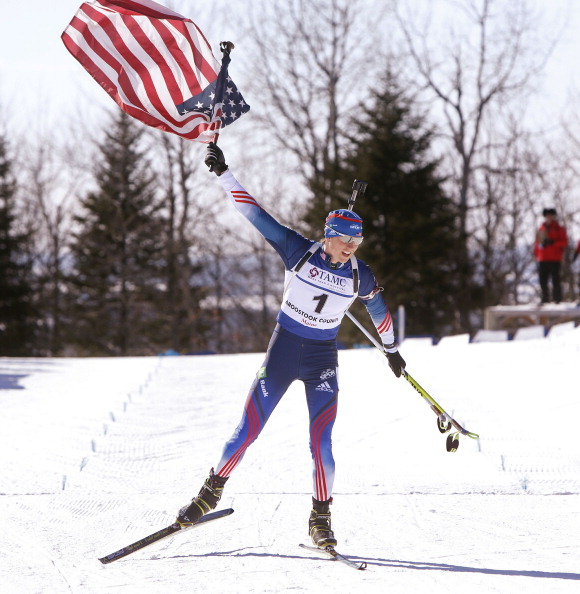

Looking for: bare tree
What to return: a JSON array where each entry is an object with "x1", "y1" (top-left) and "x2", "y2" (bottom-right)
[
  {"x1": 395, "y1": 0, "x2": 552, "y2": 228},
  {"x1": 21, "y1": 136, "x2": 83, "y2": 355},
  {"x1": 154, "y1": 132, "x2": 215, "y2": 353},
  {"x1": 471, "y1": 122, "x2": 547, "y2": 306},
  {"x1": 153, "y1": 132, "x2": 280, "y2": 354},
  {"x1": 560, "y1": 95, "x2": 580, "y2": 237},
  {"x1": 240, "y1": 0, "x2": 385, "y2": 203},
  {"x1": 393, "y1": 0, "x2": 558, "y2": 327},
  {"x1": 200, "y1": 219, "x2": 281, "y2": 354}
]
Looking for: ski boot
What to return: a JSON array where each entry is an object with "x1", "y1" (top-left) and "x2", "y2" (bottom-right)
[
  {"x1": 309, "y1": 497, "x2": 337, "y2": 548},
  {"x1": 176, "y1": 468, "x2": 229, "y2": 527}
]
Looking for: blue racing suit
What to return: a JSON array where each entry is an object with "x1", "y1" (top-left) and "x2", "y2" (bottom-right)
[{"x1": 213, "y1": 170, "x2": 396, "y2": 500}]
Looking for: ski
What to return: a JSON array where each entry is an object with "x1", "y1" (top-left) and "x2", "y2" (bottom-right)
[
  {"x1": 299, "y1": 543, "x2": 367, "y2": 570},
  {"x1": 99, "y1": 508, "x2": 234, "y2": 564}
]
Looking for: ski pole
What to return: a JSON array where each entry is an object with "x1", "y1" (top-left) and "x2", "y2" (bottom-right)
[
  {"x1": 347, "y1": 180, "x2": 367, "y2": 211},
  {"x1": 345, "y1": 311, "x2": 479, "y2": 452}
]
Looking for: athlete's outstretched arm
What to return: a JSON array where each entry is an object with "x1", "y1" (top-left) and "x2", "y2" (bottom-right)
[{"x1": 205, "y1": 142, "x2": 310, "y2": 267}]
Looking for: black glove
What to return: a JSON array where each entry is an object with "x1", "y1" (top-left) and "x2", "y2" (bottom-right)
[
  {"x1": 205, "y1": 142, "x2": 228, "y2": 176},
  {"x1": 541, "y1": 238, "x2": 554, "y2": 247},
  {"x1": 385, "y1": 349, "x2": 406, "y2": 378}
]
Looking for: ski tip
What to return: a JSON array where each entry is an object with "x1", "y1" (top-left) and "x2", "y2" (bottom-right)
[
  {"x1": 210, "y1": 507, "x2": 234, "y2": 519},
  {"x1": 212, "y1": 507, "x2": 234, "y2": 516}
]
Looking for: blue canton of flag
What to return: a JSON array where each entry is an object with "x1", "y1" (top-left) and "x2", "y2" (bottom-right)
[{"x1": 176, "y1": 51, "x2": 249, "y2": 129}]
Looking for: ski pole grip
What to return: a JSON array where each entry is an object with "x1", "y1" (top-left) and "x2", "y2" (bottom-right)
[{"x1": 347, "y1": 179, "x2": 368, "y2": 211}]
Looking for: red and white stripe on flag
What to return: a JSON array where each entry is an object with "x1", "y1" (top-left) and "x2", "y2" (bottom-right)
[{"x1": 62, "y1": 0, "x2": 223, "y2": 141}]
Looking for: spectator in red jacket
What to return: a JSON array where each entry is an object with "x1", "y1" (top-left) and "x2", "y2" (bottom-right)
[
  {"x1": 574, "y1": 239, "x2": 580, "y2": 306},
  {"x1": 534, "y1": 208, "x2": 567, "y2": 303}
]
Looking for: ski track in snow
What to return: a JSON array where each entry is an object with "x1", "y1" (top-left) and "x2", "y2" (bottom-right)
[{"x1": 1, "y1": 328, "x2": 580, "y2": 593}]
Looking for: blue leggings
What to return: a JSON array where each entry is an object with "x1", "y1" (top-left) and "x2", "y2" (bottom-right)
[{"x1": 215, "y1": 325, "x2": 339, "y2": 501}]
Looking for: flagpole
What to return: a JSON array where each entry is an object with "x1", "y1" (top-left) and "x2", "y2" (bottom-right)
[{"x1": 213, "y1": 41, "x2": 235, "y2": 145}]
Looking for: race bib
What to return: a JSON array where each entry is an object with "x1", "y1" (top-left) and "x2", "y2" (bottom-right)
[{"x1": 281, "y1": 264, "x2": 355, "y2": 330}]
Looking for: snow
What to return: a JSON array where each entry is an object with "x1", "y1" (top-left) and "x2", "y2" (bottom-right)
[{"x1": 1, "y1": 326, "x2": 580, "y2": 593}]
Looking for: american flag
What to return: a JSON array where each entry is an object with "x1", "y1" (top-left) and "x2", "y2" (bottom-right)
[
  {"x1": 176, "y1": 48, "x2": 250, "y2": 127},
  {"x1": 61, "y1": 0, "x2": 249, "y2": 142}
]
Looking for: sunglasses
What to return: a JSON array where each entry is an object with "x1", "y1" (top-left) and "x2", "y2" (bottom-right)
[{"x1": 325, "y1": 227, "x2": 364, "y2": 245}]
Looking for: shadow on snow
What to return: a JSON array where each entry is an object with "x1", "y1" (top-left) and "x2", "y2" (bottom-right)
[{"x1": 156, "y1": 549, "x2": 580, "y2": 581}]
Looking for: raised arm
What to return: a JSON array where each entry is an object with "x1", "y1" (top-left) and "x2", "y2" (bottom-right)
[{"x1": 205, "y1": 142, "x2": 311, "y2": 268}]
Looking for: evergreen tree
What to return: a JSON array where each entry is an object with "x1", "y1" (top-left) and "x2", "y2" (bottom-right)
[
  {"x1": 68, "y1": 112, "x2": 167, "y2": 355},
  {"x1": 305, "y1": 78, "x2": 465, "y2": 340},
  {"x1": 0, "y1": 135, "x2": 36, "y2": 355}
]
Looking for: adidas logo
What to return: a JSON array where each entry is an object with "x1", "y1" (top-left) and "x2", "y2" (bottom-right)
[{"x1": 315, "y1": 381, "x2": 333, "y2": 392}]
